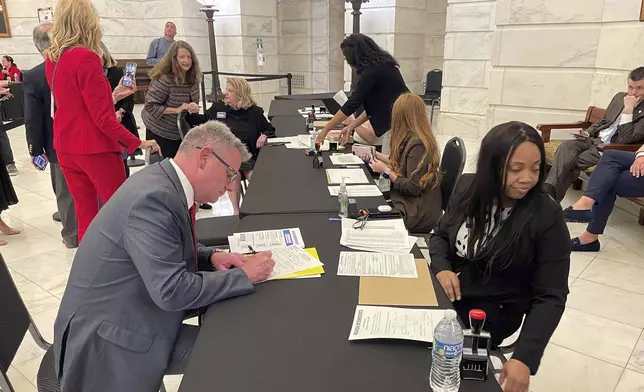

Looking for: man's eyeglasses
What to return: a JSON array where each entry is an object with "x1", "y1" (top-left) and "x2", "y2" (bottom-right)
[{"x1": 195, "y1": 147, "x2": 238, "y2": 184}]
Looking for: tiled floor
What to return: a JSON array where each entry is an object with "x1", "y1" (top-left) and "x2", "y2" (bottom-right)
[{"x1": 4, "y1": 108, "x2": 644, "y2": 392}]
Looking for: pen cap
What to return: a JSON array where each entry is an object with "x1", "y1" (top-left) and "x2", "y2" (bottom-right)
[{"x1": 469, "y1": 309, "x2": 486, "y2": 334}]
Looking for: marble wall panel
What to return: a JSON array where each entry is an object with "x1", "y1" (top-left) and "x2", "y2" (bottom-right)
[
  {"x1": 425, "y1": 36, "x2": 446, "y2": 58},
  {"x1": 425, "y1": 13, "x2": 448, "y2": 36},
  {"x1": 280, "y1": 20, "x2": 311, "y2": 37},
  {"x1": 3, "y1": 0, "x2": 53, "y2": 18},
  {"x1": 397, "y1": 0, "x2": 427, "y2": 9},
  {"x1": 437, "y1": 112, "x2": 484, "y2": 139},
  {"x1": 243, "y1": 55, "x2": 280, "y2": 74},
  {"x1": 242, "y1": 37, "x2": 278, "y2": 56},
  {"x1": 449, "y1": 32, "x2": 493, "y2": 60},
  {"x1": 596, "y1": 26, "x2": 644, "y2": 72},
  {"x1": 489, "y1": 107, "x2": 586, "y2": 130},
  {"x1": 345, "y1": 8, "x2": 396, "y2": 34},
  {"x1": 507, "y1": 0, "x2": 604, "y2": 25},
  {"x1": 312, "y1": 38, "x2": 329, "y2": 55},
  {"x1": 445, "y1": 87, "x2": 488, "y2": 115},
  {"x1": 279, "y1": 38, "x2": 311, "y2": 55},
  {"x1": 278, "y1": 54, "x2": 311, "y2": 73},
  {"x1": 312, "y1": 55, "x2": 330, "y2": 73},
  {"x1": 394, "y1": 8, "x2": 425, "y2": 34},
  {"x1": 394, "y1": 35, "x2": 427, "y2": 59},
  {"x1": 427, "y1": 0, "x2": 449, "y2": 14},
  {"x1": 398, "y1": 58, "x2": 424, "y2": 85},
  {"x1": 242, "y1": 16, "x2": 276, "y2": 37},
  {"x1": 496, "y1": 27, "x2": 600, "y2": 68},
  {"x1": 311, "y1": 19, "x2": 329, "y2": 38},
  {"x1": 590, "y1": 70, "x2": 629, "y2": 107},
  {"x1": 241, "y1": 0, "x2": 277, "y2": 17},
  {"x1": 446, "y1": 3, "x2": 493, "y2": 32},
  {"x1": 602, "y1": 0, "x2": 642, "y2": 22},
  {"x1": 311, "y1": 0, "x2": 329, "y2": 19},
  {"x1": 278, "y1": 1, "x2": 311, "y2": 20},
  {"x1": 443, "y1": 60, "x2": 487, "y2": 88},
  {"x1": 500, "y1": 69, "x2": 594, "y2": 111},
  {"x1": 102, "y1": 0, "x2": 181, "y2": 19}
]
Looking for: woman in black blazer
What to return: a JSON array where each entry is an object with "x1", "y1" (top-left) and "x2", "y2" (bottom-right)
[
  {"x1": 99, "y1": 44, "x2": 140, "y2": 177},
  {"x1": 316, "y1": 33, "x2": 408, "y2": 154},
  {"x1": 429, "y1": 122, "x2": 571, "y2": 392}
]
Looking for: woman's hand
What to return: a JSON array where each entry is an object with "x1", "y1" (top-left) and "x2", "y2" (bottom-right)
[
  {"x1": 115, "y1": 111, "x2": 123, "y2": 123},
  {"x1": 139, "y1": 140, "x2": 160, "y2": 153},
  {"x1": 368, "y1": 157, "x2": 388, "y2": 174},
  {"x1": 500, "y1": 359, "x2": 530, "y2": 392},
  {"x1": 186, "y1": 102, "x2": 200, "y2": 113},
  {"x1": 256, "y1": 134, "x2": 268, "y2": 148},
  {"x1": 112, "y1": 78, "x2": 137, "y2": 102},
  {"x1": 340, "y1": 125, "x2": 353, "y2": 145},
  {"x1": 435, "y1": 270, "x2": 461, "y2": 302},
  {"x1": 358, "y1": 152, "x2": 372, "y2": 162}
]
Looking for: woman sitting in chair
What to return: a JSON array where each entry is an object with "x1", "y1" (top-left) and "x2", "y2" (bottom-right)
[
  {"x1": 206, "y1": 77, "x2": 275, "y2": 214},
  {"x1": 362, "y1": 93, "x2": 442, "y2": 231},
  {"x1": 429, "y1": 121, "x2": 571, "y2": 392}
]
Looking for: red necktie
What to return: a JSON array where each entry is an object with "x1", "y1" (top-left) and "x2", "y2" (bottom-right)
[{"x1": 189, "y1": 204, "x2": 197, "y2": 272}]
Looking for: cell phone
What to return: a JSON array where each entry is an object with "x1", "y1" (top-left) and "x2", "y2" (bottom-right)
[
  {"x1": 33, "y1": 155, "x2": 48, "y2": 171},
  {"x1": 122, "y1": 62, "x2": 137, "y2": 87},
  {"x1": 571, "y1": 132, "x2": 589, "y2": 139}
]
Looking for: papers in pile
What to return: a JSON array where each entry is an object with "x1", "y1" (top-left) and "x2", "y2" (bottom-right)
[
  {"x1": 327, "y1": 185, "x2": 382, "y2": 197},
  {"x1": 228, "y1": 228, "x2": 324, "y2": 280},
  {"x1": 340, "y1": 218, "x2": 416, "y2": 254},
  {"x1": 326, "y1": 168, "x2": 370, "y2": 184},
  {"x1": 284, "y1": 134, "x2": 330, "y2": 151},
  {"x1": 337, "y1": 252, "x2": 417, "y2": 278},
  {"x1": 348, "y1": 306, "x2": 445, "y2": 343},
  {"x1": 329, "y1": 154, "x2": 364, "y2": 166}
]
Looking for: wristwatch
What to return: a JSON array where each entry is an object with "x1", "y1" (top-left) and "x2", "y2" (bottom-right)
[
  {"x1": 382, "y1": 168, "x2": 391, "y2": 180},
  {"x1": 636, "y1": 151, "x2": 644, "y2": 160}
]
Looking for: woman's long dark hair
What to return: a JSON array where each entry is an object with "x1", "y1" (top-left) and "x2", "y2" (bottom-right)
[
  {"x1": 2, "y1": 56, "x2": 16, "y2": 68},
  {"x1": 461, "y1": 121, "x2": 546, "y2": 272},
  {"x1": 340, "y1": 34, "x2": 398, "y2": 73}
]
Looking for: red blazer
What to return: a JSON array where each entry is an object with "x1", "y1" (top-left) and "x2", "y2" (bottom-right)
[
  {"x1": 1, "y1": 65, "x2": 20, "y2": 81},
  {"x1": 45, "y1": 47, "x2": 141, "y2": 155}
]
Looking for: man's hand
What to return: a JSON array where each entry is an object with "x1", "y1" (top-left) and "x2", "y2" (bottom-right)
[
  {"x1": 31, "y1": 154, "x2": 48, "y2": 170},
  {"x1": 500, "y1": 359, "x2": 530, "y2": 392},
  {"x1": 624, "y1": 95, "x2": 638, "y2": 114},
  {"x1": 240, "y1": 251, "x2": 275, "y2": 283},
  {"x1": 572, "y1": 130, "x2": 589, "y2": 139},
  {"x1": 436, "y1": 270, "x2": 461, "y2": 302},
  {"x1": 631, "y1": 156, "x2": 644, "y2": 178},
  {"x1": 340, "y1": 125, "x2": 353, "y2": 145},
  {"x1": 256, "y1": 134, "x2": 268, "y2": 148},
  {"x1": 210, "y1": 252, "x2": 246, "y2": 271}
]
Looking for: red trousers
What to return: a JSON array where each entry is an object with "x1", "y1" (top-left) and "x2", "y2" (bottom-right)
[{"x1": 57, "y1": 152, "x2": 126, "y2": 243}]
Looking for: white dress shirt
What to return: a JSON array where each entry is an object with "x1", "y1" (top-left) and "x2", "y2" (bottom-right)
[{"x1": 169, "y1": 158, "x2": 194, "y2": 208}]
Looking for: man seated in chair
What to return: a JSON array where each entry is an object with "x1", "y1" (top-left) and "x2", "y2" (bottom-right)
[
  {"x1": 545, "y1": 66, "x2": 644, "y2": 201},
  {"x1": 562, "y1": 146, "x2": 644, "y2": 251}
]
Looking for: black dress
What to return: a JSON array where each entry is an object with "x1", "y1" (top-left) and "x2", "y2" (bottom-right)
[
  {"x1": 206, "y1": 101, "x2": 275, "y2": 171},
  {"x1": 0, "y1": 156, "x2": 18, "y2": 212}
]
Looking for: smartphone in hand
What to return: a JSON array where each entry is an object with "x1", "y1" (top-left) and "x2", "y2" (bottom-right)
[
  {"x1": 571, "y1": 132, "x2": 590, "y2": 139},
  {"x1": 33, "y1": 155, "x2": 48, "y2": 171},
  {"x1": 122, "y1": 62, "x2": 137, "y2": 87}
]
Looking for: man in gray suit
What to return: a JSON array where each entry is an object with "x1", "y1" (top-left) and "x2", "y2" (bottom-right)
[
  {"x1": 545, "y1": 66, "x2": 644, "y2": 202},
  {"x1": 53, "y1": 121, "x2": 276, "y2": 391}
]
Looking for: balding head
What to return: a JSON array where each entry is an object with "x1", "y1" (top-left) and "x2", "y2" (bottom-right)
[
  {"x1": 174, "y1": 120, "x2": 250, "y2": 203},
  {"x1": 33, "y1": 22, "x2": 53, "y2": 54}
]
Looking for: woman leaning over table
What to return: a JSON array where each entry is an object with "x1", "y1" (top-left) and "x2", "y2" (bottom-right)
[
  {"x1": 206, "y1": 77, "x2": 275, "y2": 215},
  {"x1": 429, "y1": 121, "x2": 571, "y2": 392},
  {"x1": 362, "y1": 94, "x2": 442, "y2": 232},
  {"x1": 45, "y1": 0, "x2": 158, "y2": 242}
]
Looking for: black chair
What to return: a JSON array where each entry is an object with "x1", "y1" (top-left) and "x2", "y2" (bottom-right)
[
  {"x1": 0, "y1": 253, "x2": 53, "y2": 392},
  {"x1": 439, "y1": 137, "x2": 467, "y2": 211},
  {"x1": 421, "y1": 69, "x2": 442, "y2": 124}
]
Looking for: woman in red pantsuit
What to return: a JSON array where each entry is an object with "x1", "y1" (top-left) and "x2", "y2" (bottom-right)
[{"x1": 45, "y1": 0, "x2": 158, "y2": 242}]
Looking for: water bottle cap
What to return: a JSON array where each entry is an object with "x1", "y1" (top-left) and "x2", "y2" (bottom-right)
[
  {"x1": 469, "y1": 309, "x2": 486, "y2": 320},
  {"x1": 444, "y1": 309, "x2": 457, "y2": 320}
]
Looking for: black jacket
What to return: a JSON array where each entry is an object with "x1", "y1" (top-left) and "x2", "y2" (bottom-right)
[
  {"x1": 23, "y1": 62, "x2": 56, "y2": 162},
  {"x1": 205, "y1": 101, "x2": 275, "y2": 159},
  {"x1": 340, "y1": 64, "x2": 408, "y2": 137},
  {"x1": 429, "y1": 175, "x2": 571, "y2": 374},
  {"x1": 105, "y1": 66, "x2": 139, "y2": 139}
]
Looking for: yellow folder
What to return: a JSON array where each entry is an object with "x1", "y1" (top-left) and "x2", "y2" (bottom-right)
[{"x1": 273, "y1": 248, "x2": 325, "y2": 280}]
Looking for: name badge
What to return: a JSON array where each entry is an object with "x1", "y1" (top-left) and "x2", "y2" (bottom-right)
[{"x1": 216, "y1": 112, "x2": 226, "y2": 119}]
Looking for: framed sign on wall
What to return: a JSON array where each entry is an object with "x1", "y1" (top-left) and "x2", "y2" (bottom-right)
[{"x1": 0, "y1": 0, "x2": 10, "y2": 37}]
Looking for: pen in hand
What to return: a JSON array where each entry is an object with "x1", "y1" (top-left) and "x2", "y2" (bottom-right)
[{"x1": 247, "y1": 245, "x2": 257, "y2": 254}]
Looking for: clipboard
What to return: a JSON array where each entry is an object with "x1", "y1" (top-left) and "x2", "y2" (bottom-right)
[{"x1": 358, "y1": 259, "x2": 438, "y2": 307}]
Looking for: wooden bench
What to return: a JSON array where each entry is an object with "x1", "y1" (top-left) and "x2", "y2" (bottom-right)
[
  {"x1": 537, "y1": 106, "x2": 644, "y2": 225},
  {"x1": 116, "y1": 59, "x2": 153, "y2": 104}
]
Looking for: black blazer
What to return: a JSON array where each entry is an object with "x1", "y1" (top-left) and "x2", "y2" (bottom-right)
[
  {"x1": 23, "y1": 62, "x2": 56, "y2": 163},
  {"x1": 429, "y1": 174, "x2": 571, "y2": 374},
  {"x1": 105, "y1": 66, "x2": 139, "y2": 140}
]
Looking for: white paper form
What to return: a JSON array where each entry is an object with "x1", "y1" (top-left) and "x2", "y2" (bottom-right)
[
  {"x1": 339, "y1": 218, "x2": 415, "y2": 254},
  {"x1": 334, "y1": 90, "x2": 349, "y2": 106},
  {"x1": 348, "y1": 306, "x2": 445, "y2": 343},
  {"x1": 265, "y1": 247, "x2": 324, "y2": 281},
  {"x1": 327, "y1": 185, "x2": 383, "y2": 197},
  {"x1": 326, "y1": 168, "x2": 370, "y2": 184},
  {"x1": 267, "y1": 137, "x2": 297, "y2": 144},
  {"x1": 337, "y1": 252, "x2": 417, "y2": 278},
  {"x1": 329, "y1": 154, "x2": 365, "y2": 166},
  {"x1": 284, "y1": 135, "x2": 330, "y2": 151},
  {"x1": 228, "y1": 228, "x2": 305, "y2": 253}
]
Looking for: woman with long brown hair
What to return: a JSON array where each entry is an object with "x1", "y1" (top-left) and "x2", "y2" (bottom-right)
[
  {"x1": 45, "y1": 0, "x2": 158, "y2": 242},
  {"x1": 365, "y1": 93, "x2": 442, "y2": 231}
]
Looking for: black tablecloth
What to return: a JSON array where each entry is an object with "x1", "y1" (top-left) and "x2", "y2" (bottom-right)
[
  {"x1": 178, "y1": 213, "x2": 502, "y2": 392},
  {"x1": 270, "y1": 115, "x2": 308, "y2": 137},
  {"x1": 240, "y1": 145, "x2": 385, "y2": 217},
  {"x1": 268, "y1": 99, "x2": 324, "y2": 118}
]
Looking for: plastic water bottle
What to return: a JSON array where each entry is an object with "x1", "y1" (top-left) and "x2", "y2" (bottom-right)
[
  {"x1": 430, "y1": 309, "x2": 464, "y2": 392},
  {"x1": 338, "y1": 177, "x2": 349, "y2": 217}
]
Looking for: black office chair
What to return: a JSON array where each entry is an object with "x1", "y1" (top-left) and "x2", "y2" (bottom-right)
[
  {"x1": 421, "y1": 69, "x2": 442, "y2": 124},
  {"x1": 439, "y1": 137, "x2": 467, "y2": 212},
  {"x1": 0, "y1": 253, "x2": 53, "y2": 392}
]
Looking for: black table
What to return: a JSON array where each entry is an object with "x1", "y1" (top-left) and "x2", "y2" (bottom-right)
[
  {"x1": 178, "y1": 214, "x2": 502, "y2": 392},
  {"x1": 240, "y1": 145, "x2": 385, "y2": 217},
  {"x1": 268, "y1": 99, "x2": 324, "y2": 118},
  {"x1": 270, "y1": 115, "x2": 307, "y2": 137}
]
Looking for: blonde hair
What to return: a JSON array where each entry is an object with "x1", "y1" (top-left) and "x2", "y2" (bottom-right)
[
  {"x1": 388, "y1": 93, "x2": 442, "y2": 189},
  {"x1": 97, "y1": 42, "x2": 117, "y2": 69},
  {"x1": 226, "y1": 77, "x2": 257, "y2": 110},
  {"x1": 47, "y1": 0, "x2": 102, "y2": 62},
  {"x1": 149, "y1": 41, "x2": 201, "y2": 86}
]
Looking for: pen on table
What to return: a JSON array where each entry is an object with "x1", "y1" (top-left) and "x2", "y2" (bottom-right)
[
  {"x1": 247, "y1": 245, "x2": 257, "y2": 254},
  {"x1": 328, "y1": 218, "x2": 341, "y2": 222}
]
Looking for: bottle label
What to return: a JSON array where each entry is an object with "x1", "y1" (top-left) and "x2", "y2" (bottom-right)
[{"x1": 434, "y1": 339, "x2": 463, "y2": 360}]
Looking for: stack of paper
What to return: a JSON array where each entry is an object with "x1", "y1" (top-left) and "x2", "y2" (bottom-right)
[
  {"x1": 329, "y1": 154, "x2": 365, "y2": 166},
  {"x1": 327, "y1": 185, "x2": 382, "y2": 197},
  {"x1": 284, "y1": 135, "x2": 330, "y2": 151},
  {"x1": 266, "y1": 137, "x2": 297, "y2": 144},
  {"x1": 228, "y1": 228, "x2": 305, "y2": 253},
  {"x1": 273, "y1": 248, "x2": 324, "y2": 280},
  {"x1": 326, "y1": 168, "x2": 370, "y2": 184},
  {"x1": 337, "y1": 252, "x2": 417, "y2": 278},
  {"x1": 340, "y1": 218, "x2": 416, "y2": 254},
  {"x1": 348, "y1": 306, "x2": 446, "y2": 343},
  {"x1": 262, "y1": 246, "x2": 324, "y2": 282}
]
